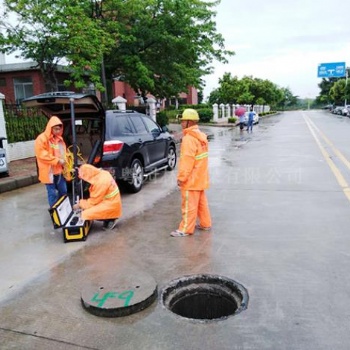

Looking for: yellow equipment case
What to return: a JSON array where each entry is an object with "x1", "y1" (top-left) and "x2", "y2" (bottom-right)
[{"x1": 49, "y1": 195, "x2": 92, "y2": 243}]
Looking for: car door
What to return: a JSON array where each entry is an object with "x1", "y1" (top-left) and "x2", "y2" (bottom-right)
[
  {"x1": 141, "y1": 116, "x2": 167, "y2": 165},
  {"x1": 129, "y1": 115, "x2": 157, "y2": 167}
]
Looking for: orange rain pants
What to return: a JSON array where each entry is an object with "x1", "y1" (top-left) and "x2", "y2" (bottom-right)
[{"x1": 178, "y1": 189, "x2": 211, "y2": 234}]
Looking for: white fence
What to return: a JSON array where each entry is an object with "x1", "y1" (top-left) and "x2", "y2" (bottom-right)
[{"x1": 212, "y1": 103, "x2": 270, "y2": 123}]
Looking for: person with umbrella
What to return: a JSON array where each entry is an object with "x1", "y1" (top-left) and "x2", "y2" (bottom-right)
[{"x1": 235, "y1": 106, "x2": 246, "y2": 131}]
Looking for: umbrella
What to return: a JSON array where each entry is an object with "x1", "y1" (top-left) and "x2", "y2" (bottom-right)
[{"x1": 235, "y1": 106, "x2": 246, "y2": 117}]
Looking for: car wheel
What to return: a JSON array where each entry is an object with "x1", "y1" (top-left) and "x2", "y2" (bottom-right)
[
  {"x1": 126, "y1": 158, "x2": 144, "y2": 193},
  {"x1": 167, "y1": 146, "x2": 177, "y2": 171}
]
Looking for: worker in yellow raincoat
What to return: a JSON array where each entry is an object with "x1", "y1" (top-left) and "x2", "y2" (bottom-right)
[
  {"x1": 170, "y1": 109, "x2": 212, "y2": 237},
  {"x1": 72, "y1": 164, "x2": 122, "y2": 230}
]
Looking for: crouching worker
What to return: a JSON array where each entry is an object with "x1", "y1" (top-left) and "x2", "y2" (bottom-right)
[{"x1": 72, "y1": 164, "x2": 122, "y2": 230}]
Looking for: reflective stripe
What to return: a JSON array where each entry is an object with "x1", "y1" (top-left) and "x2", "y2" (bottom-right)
[
  {"x1": 195, "y1": 152, "x2": 208, "y2": 160},
  {"x1": 50, "y1": 143, "x2": 59, "y2": 149},
  {"x1": 104, "y1": 188, "x2": 119, "y2": 199},
  {"x1": 180, "y1": 190, "x2": 190, "y2": 232}
]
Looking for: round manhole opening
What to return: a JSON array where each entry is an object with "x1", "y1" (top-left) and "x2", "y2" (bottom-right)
[{"x1": 161, "y1": 274, "x2": 248, "y2": 322}]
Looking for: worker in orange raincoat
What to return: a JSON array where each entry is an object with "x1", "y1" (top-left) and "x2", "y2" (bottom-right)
[
  {"x1": 35, "y1": 116, "x2": 67, "y2": 207},
  {"x1": 170, "y1": 109, "x2": 212, "y2": 237},
  {"x1": 72, "y1": 164, "x2": 122, "y2": 230}
]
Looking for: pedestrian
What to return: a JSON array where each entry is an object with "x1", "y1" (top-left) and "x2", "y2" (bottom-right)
[
  {"x1": 34, "y1": 116, "x2": 67, "y2": 208},
  {"x1": 239, "y1": 114, "x2": 246, "y2": 131},
  {"x1": 247, "y1": 107, "x2": 255, "y2": 133},
  {"x1": 170, "y1": 109, "x2": 212, "y2": 237},
  {"x1": 72, "y1": 164, "x2": 122, "y2": 230}
]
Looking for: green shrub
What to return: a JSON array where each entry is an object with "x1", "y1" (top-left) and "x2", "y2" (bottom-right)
[
  {"x1": 4, "y1": 107, "x2": 47, "y2": 143},
  {"x1": 156, "y1": 111, "x2": 169, "y2": 127},
  {"x1": 228, "y1": 117, "x2": 237, "y2": 123},
  {"x1": 197, "y1": 108, "x2": 213, "y2": 123}
]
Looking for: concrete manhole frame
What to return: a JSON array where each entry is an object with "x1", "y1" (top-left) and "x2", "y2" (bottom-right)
[{"x1": 160, "y1": 274, "x2": 249, "y2": 322}]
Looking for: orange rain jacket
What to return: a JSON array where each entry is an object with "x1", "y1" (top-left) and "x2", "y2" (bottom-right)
[
  {"x1": 177, "y1": 125, "x2": 209, "y2": 190},
  {"x1": 77, "y1": 164, "x2": 122, "y2": 221},
  {"x1": 34, "y1": 116, "x2": 66, "y2": 184}
]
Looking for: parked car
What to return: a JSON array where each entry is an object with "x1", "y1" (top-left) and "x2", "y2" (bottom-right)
[
  {"x1": 23, "y1": 92, "x2": 177, "y2": 193},
  {"x1": 332, "y1": 106, "x2": 349, "y2": 116},
  {"x1": 243, "y1": 111, "x2": 259, "y2": 125}
]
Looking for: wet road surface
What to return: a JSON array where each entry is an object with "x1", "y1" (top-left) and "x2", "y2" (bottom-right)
[{"x1": 2, "y1": 111, "x2": 350, "y2": 349}]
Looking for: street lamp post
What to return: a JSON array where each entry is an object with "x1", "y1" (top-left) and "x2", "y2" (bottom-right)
[
  {"x1": 345, "y1": 68, "x2": 349, "y2": 107},
  {"x1": 91, "y1": 0, "x2": 108, "y2": 105}
]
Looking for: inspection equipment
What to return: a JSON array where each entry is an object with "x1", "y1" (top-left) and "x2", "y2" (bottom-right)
[
  {"x1": 49, "y1": 195, "x2": 91, "y2": 243},
  {"x1": 49, "y1": 98, "x2": 93, "y2": 242}
]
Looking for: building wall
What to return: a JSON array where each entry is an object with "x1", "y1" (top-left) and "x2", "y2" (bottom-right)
[
  {"x1": 0, "y1": 68, "x2": 74, "y2": 104},
  {"x1": 112, "y1": 80, "x2": 198, "y2": 106}
]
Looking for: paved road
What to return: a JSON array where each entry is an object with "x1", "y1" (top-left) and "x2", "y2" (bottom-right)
[{"x1": 2, "y1": 110, "x2": 350, "y2": 349}]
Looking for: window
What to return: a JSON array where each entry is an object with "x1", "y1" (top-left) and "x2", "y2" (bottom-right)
[
  {"x1": 0, "y1": 78, "x2": 6, "y2": 87},
  {"x1": 13, "y1": 77, "x2": 33, "y2": 105},
  {"x1": 109, "y1": 116, "x2": 134, "y2": 137},
  {"x1": 130, "y1": 116, "x2": 148, "y2": 135},
  {"x1": 142, "y1": 116, "x2": 160, "y2": 134}
]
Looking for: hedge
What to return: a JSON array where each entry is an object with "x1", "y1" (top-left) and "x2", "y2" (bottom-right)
[{"x1": 4, "y1": 107, "x2": 47, "y2": 144}]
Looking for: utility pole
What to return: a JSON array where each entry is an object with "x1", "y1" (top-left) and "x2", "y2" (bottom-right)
[{"x1": 345, "y1": 67, "x2": 349, "y2": 107}]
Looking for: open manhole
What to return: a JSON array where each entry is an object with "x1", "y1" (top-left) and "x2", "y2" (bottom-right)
[{"x1": 161, "y1": 274, "x2": 248, "y2": 322}]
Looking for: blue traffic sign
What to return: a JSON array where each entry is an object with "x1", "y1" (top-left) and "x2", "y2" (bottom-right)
[{"x1": 317, "y1": 62, "x2": 346, "y2": 78}]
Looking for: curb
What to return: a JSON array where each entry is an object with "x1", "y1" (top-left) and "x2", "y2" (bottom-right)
[{"x1": 0, "y1": 173, "x2": 39, "y2": 194}]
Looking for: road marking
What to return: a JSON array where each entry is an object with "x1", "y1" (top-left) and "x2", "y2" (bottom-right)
[{"x1": 302, "y1": 112, "x2": 350, "y2": 202}]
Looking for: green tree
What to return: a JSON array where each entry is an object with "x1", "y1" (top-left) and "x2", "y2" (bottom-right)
[
  {"x1": 276, "y1": 87, "x2": 299, "y2": 109},
  {"x1": 0, "y1": 0, "x2": 116, "y2": 92},
  {"x1": 315, "y1": 77, "x2": 340, "y2": 105},
  {"x1": 208, "y1": 73, "x2": 284, "y2": 108},
  {"x1": 0, "y1": 0, "x2": 233, "y2": 101},
  {"x1": 105, "y1": 0, "x2": 233, "y2": 101},
  {"x1": 329, "y1": 79, "x2": 350, "y2": 105}
]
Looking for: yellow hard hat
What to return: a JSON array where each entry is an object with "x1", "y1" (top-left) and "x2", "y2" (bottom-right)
[{"x1": 181, "y1": 108, "x2": 199, "y2": 121}]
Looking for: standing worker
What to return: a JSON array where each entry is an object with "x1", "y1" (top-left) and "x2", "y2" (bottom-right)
[
  {"x1": 170, "y1": 109, "x2": 212, "y2": 237},
  {"x1": 72, "y1": 164, "x2": 122, "y2": 230},
  {"x1": 35, "y1": 116, "x2": 67, "y2": 208}
]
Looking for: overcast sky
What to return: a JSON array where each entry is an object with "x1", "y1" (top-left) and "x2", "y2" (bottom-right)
[
  {"x1": 3, "y1": 0, "x2": 350, "y2": 101},
  {"x1": 203, "y1": 0, "x2": 350, "y2": 99}
]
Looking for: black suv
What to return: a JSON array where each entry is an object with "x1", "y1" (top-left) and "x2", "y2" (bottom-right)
[{"x1": 23, "y1": 92, "x2": 177, "y2": 193}]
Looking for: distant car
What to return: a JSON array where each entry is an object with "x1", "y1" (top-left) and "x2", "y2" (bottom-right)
[
  {"x1": 23, "y1": 92, "x2": 177, "y2": 193},
  {"x1": 243, "y1": 111, "x2": 259, "y2": 125},
  {"x1": 332, "y1": 106, "x2": 349, "y2": 116}
]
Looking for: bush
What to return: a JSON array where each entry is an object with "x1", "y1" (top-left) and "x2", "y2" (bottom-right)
[
  {"x1": 156, "y1": 111, "x2": 169, "y2": 127},
  {"x1": 228, "y1": 117, "x2": 237, "y2": 123},
  {"x1": 197, "y1": 108, "x2": 213, "y2": 123},
  {"x1": 4, "y1": 106, "x2": 47, "y2": 143}
]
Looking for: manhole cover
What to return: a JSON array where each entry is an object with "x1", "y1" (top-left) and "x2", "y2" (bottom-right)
[
  {"x1": 81, "y1": 274, "x2": 157, "y2": 317},
  {"x1": 161, "y1": 274, "x2": 248, "y2": 322}
]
